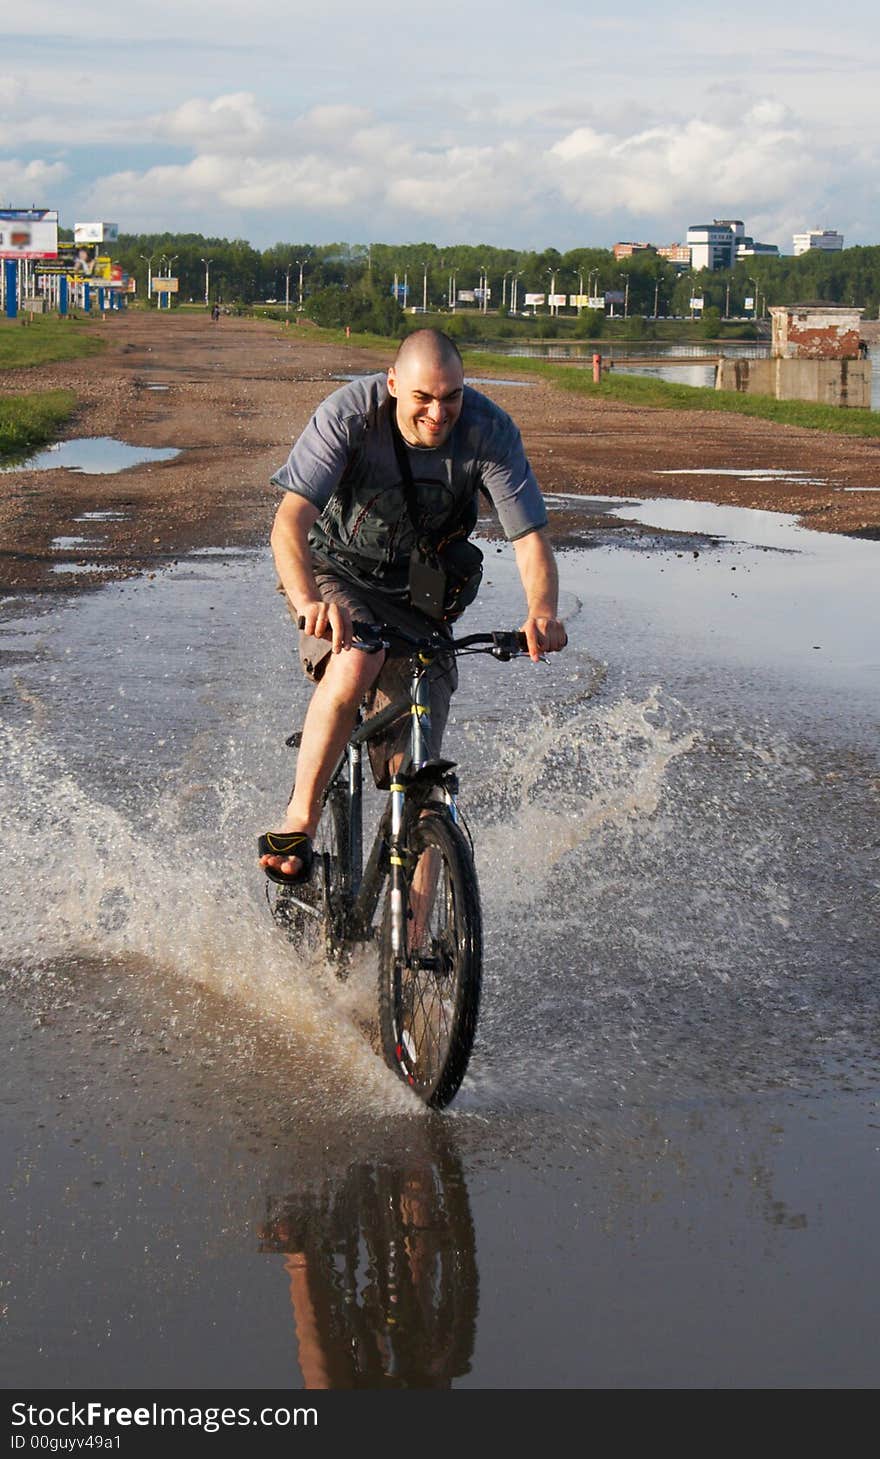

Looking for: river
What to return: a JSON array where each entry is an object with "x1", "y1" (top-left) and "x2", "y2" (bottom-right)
[{"x1": 2, "y1": 495, "x2": 878, "y2": 1389}]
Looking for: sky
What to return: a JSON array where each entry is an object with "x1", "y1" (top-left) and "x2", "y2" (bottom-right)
[{"x1": 2, "y1": 1, "x2": 879, "y2": 254}]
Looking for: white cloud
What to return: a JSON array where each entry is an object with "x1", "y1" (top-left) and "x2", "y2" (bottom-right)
[
  {"x1": 71, "y1": 87, "x2": 875, "y2": 251},
  {"x1": 548, "y1": 102, "x2": 820, "y2": 238},
  {"x1": 157, "y1": 93, "x2": 266, "y2": 148},
  {"x1": 0, "y1": 156, "x2": 69, "y2": 197}
]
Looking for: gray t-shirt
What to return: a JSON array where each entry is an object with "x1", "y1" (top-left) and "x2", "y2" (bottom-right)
[{"x1": 271, "y1": 372, "x2": 547, "y2": 593}]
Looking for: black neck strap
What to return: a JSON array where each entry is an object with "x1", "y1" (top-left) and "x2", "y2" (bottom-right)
[{"x1": 389, "y1": 405, "x2": 426, "y2": 535}]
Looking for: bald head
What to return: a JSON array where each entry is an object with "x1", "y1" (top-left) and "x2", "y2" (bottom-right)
[
  {"x1": 387, "y1": 329, "x2": 465, "y2": 449},
  {"x1": 393, "y1": 328, "x2": 463, "y2": 372}
]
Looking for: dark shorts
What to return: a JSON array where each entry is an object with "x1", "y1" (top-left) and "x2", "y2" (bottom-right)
[{"x1": 286, "y1": 569, "x2": 458, "y2": 789}]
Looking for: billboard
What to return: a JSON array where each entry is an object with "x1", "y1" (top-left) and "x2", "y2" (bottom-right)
[
  {"x1": 0, "y1": 208, "x2": 58, "y2": 259},
  {"x1": 152, "y1": 277, "x2": 179, "y2": 293},
  {"x1": 569, "y1": 294, "x2": 589, "y2": 308},
  {"x1": 689, "y1": 296, "x2": 704, "y2": 309},
  {"x1": 457, "y1": 289, "x2": 476, "y2": 303},
  {"x1": 74, "y1": 222, "x2": 119, "y2": 245},
  {"x1": 524, "y1": 292, "x2": 545, "y2": 306},
  {"x1": 588, "y1": 295, "x2": 605, "y2": 309},
  {"x1": 605, "y1": 290, "x2": 624, "y2": 304},
  {"x1": 548, "y1": 293, "x2": 567, "y2": 307}
]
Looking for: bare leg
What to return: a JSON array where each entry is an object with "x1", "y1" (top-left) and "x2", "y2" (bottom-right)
[
  {"x1": 407, "y1": 845, "x2": 441, "y2": 954},
  {"x1": 260, "y1": 647, "x2": 385, "y2": 878}
]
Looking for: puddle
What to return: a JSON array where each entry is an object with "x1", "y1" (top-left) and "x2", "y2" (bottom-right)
[
  {"x1": 75, "y1": 510, "x2": 129, "y2": 522},
  {"x1": 2, "y1": 509, "x2": 880, "y2": 1390},
  {"x1": 655, "y1": 468, "x2": 829, "y2": 486},
  {"x1": 1, "y1": 437, "x2": 180, "y2": 474},
  {"x1": 50, "y1": 562, "x2": 108, "y2": 575},
  {"x1": 145, "y1": 384, "x2": 170, "y2": 391},
  {"x1": 464, "y1": 377, "x2": 535, "y2": 388},
  {"x1": 187, "y1": 546, "x2": 253, "y2": 557},
  {"x1": 51, "y1": 536, "x2": 99, "y2": 550}
]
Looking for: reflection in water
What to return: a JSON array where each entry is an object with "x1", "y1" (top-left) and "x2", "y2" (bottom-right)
[{"x1": 259, "y1": 1120, "x2": 478, "y2": 1388}]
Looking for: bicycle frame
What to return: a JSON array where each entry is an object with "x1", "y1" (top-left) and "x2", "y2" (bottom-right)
[{"x1": 333, "y1": 642, "x2": 459, "y2": 949}]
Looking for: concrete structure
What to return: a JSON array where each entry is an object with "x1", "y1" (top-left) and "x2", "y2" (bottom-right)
[
  {"x1": 716, "y1": 306, "x2": 869, "y2": 407},
  {"x1": 715, "y1": 355, "x2": 870, "y2": 407},
  {"x1": 792, "y1": 229, "x2": 843, "y2": 256},
  {"x1": 769, "y1": 304, "x2": 862, "y2": 359}
]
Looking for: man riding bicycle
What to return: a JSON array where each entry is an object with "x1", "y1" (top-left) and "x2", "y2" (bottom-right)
[{"x1": 259, "y1": 328, "x2": 567, "y2": 885}]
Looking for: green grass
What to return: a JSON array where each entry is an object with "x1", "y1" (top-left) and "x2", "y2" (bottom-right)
[
  {"x1": 0, "y1": 389, "x2": 78, "y2": 458},
  {"x1": 463, "y1": 349, "x2": 880, "y2": 439},
  {"x1": 0, "y1": 315, "x2": 107, "y2": 369}
]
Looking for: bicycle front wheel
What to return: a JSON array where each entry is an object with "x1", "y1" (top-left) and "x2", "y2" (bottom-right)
[{"x1": 378, "y1": 812, "x2": 482, "y2": 1109}]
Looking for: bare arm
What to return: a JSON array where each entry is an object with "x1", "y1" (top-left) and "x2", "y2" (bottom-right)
[
  {"x1": 512, "y1": 526, "x2": 568, "y2": 662},
  {"x1": 270, "y1": 491, "x2": 352, "y2": 652}
]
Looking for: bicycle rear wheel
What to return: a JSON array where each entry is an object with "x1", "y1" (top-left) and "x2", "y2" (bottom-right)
[
  {"x1": 271, "y1": 788, "x2": 350, "y2": 965},
  {"x1": 378, "y1": 811, "x2": 482, "y2": 1109}
]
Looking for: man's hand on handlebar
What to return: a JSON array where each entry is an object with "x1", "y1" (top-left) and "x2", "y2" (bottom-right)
[
  {"x1": 520, "y1": 614, "x2": 568, "y2": 663},
  {"x1": 296, "y1": 599, "x2": 353, "y2": 653}
]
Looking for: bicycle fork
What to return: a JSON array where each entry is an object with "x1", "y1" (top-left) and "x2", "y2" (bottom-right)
[{"x1": 387, "y1": 663, "x2": 458, "y2": 960}]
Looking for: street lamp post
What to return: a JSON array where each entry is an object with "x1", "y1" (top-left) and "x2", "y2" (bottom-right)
[
  {"x1": 200, "y1": 257, "x2": 210, "y2": 306},
  {"x1": 449, "y1": 270, "x2": 457, "y2": 312},
  {"x1": 653, "y1": 280, "x2": 660, "y2": 318},
  {"x1": 511, "y1": 271, "x2": 522, "y2": 314},
  {"x1": 619, "y1": 273, "x2": 629, "y2": 319},
  {"x1": 296, "y1": 258, "x2": 306, "y2": 310},
  {"x1": 139, "y1": 253, "x2": 155, "y2": 302},
  {"x1": 422, "y1": 260, "x2": 428, "y2": 312},
  {"x1": 749, "y1": 277, "x2": 758, "y2": 322},
  {"x1": 284, "y1": 265, "x2": 291, "y2": 314},
  {"x1": 480, "y1": 265, "x2": 489, "y2": 314}
]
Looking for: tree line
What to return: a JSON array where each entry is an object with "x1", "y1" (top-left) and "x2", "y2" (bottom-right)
[{"x1": 97, "y1": 231, "x2": 880, "y2": 334}]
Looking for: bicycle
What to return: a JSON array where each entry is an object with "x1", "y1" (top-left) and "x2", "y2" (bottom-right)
[{"x1": 267, "y1": 619, "x2": 529, "y2": 1109}]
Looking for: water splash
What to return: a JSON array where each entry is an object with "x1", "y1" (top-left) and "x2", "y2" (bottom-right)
[{"x1": 0, "y1": 720, "x2": 411, "y2": 1114}]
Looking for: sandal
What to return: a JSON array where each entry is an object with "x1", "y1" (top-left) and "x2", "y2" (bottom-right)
[{"x1": 258, "y1": 831, "x2": 314, "y2": 886}]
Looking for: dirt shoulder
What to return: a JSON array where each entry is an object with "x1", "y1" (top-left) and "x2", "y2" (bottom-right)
[{"x1": 2, "y1": 311, "x2": 878, "y2": 598}]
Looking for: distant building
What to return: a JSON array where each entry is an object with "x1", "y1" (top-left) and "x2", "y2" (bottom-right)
[
  {"x1": 687, "y1": 223, "x2": 736, "y2": 270},
  {"x1": 613, "y1": 242, "x2": 656, "y2": 259},
  {"x1": 657, "y1": 243, "x2": 691, "y2": 265},
  {"x1": 737, "y1": 240, "x2": 780, "y2": 258},
  {"x1": 687, "y1": 219, "x2": 779, "y2": 268},
  {"x1": 792, "y1": 229, "x2": 844, "y2": 256},
  {"x1": 714, "y1": 219, "x2": 746, "y2": 243}
]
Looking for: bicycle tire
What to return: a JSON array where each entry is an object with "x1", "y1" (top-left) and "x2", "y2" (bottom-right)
[
  {"x1": 315, "y1": 787, "x2": 351, "y2": 963},
  {"x1": 378, "y1": 812, "x2": 482, "y2": 1109},
  {"x1": 271, "y1": 788, "x2": 350, "y2": 965}
]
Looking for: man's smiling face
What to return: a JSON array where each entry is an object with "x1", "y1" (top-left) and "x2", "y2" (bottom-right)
[{"x1": 387, "y1": 349, "x2": 464, "y2": 449}]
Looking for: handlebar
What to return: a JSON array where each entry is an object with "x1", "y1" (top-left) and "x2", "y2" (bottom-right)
[{"x1": 298, "y1": 615, "x2": 528, "y2": 661}]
